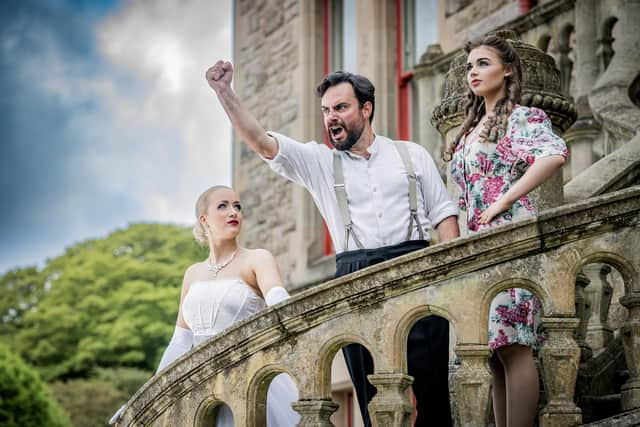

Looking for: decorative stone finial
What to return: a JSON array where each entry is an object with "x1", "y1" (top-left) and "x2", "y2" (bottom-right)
[{"x1": 431, "y1": 29, "x2": 577, "y2": 136}]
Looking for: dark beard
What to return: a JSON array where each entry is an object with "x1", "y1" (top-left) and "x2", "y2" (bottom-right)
[{"x1": 330, "y1": 121, "x2": 365, "y2": 151}]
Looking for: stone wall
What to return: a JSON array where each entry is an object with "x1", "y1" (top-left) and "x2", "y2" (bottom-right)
[{"x1": 232, "y1": 0, "x2": 330, "y2": 287}]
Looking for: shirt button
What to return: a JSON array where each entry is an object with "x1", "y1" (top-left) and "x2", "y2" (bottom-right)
[
  {"x1": 377, "y1": 212, "x2": 382, "y2": 218},
  {"x1": 372, "y1": 187, "x2": 377, "y2": 192}
]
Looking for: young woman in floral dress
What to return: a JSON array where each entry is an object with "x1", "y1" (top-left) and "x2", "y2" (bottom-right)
[{"x1": 446, "y1": 35, "x2": 568, "y2": 427}]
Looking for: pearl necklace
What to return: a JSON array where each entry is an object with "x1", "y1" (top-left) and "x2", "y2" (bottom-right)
[{"x1": 207, "y1": 250, "x2": 238, "y2": 278}]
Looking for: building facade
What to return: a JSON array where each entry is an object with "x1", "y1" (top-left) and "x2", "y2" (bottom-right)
[
  {"x1": 229, "y1": 1, "x2": 639, "y2": 425},
  {"x1": 114, "y1": 1, "x2": 640, "y2": 426}
]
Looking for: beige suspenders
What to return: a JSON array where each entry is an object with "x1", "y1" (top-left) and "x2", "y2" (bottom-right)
[
  {"x1": 394, "y1": 142, "x2": 426, "y2": 242},
  {"x1": 333, "y1": 152, "x2": 366, "y2": 250},
  {"x1": 332, "y1": 142, "x2": 425, "y2": 251}
]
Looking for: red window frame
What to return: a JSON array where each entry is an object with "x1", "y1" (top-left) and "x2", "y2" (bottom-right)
[{"x1": 396, "y1": 0, "x2": 413, "y2": 141}]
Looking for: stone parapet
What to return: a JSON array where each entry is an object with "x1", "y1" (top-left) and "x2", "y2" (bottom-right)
[{"x1": 114, "y1": 186, "x2": 640, "y2": 427}]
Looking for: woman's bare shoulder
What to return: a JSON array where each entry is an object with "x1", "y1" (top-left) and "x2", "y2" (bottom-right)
[{"x1": 183, "y1": 261, "x2": 207, "y2": 286}]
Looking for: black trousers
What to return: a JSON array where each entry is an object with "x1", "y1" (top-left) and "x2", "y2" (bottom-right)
[{"x1": 336, "y1": 240, "x2": 452, "y2": 427}]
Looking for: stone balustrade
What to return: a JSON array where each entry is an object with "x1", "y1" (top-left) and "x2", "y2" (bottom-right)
[{"x1": 115, "y1": 186, "x2": 640, "y2": 427}]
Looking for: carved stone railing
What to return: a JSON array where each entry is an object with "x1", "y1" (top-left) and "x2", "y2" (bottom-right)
[
  {"x1": 115, "y1": 186, "x2": 640, "y2": 427},
  {"x1": 588, "y1": 0, "x2": 640, "y2": 144}
]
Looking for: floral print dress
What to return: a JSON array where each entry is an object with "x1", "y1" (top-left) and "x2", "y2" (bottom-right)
[{"x1": 450, "y1": 105, "x2": 568, "y2": 350}]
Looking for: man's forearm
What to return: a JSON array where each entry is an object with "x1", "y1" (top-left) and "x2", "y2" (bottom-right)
[
  {"x1": 214, "y1": 84, "x2": 278, "y2": 159},
  {"x1": 436, "y1": 216, "x2": 460, "y2": 242}
]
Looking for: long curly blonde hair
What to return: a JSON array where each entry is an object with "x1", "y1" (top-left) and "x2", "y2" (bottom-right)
[{"x1": 444, "y1": 35, "x2": 522, "y2": 161}]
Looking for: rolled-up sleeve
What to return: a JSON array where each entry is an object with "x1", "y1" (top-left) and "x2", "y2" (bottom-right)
[
  {"x1": 263, "y1": 132, "x2": 324, "y2": 189},
  {"x1": 511, "y1": 107, "x2": 568, "y2": 166}
]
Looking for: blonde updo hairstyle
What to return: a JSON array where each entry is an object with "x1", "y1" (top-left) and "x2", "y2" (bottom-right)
[
  {"x1": 192, "y1": 185, "x2": 232, "y2": 245},
  {"x1": 444, "y1": 34, "x2": 522, "y2": 161}
]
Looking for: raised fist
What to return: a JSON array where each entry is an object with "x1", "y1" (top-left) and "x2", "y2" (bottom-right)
[{"x1": 206, "y1": 60, "x2": 233, "y2": 91}]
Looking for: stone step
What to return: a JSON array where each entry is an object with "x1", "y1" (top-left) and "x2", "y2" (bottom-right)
[
  {"x1": 580, "y1": 407, "x2": 640, "y2": 427},
  {"x1": 581, "y1": 394, "x2": 622, "y2": 423}
]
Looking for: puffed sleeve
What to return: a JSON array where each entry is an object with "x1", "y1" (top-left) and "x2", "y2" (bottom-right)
[{"x1": 510, "y1": 106, "x2": 568, "y2": 167}]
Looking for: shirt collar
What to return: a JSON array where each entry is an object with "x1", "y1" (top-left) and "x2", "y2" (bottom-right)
[{"x1": 344, "y1": 134, "x2": 382, "y2": 159}]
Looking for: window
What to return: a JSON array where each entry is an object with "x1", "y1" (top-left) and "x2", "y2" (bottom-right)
[
  {"x1": 328, "y1": 0, "x2": 357, "y2": 73},
  {"x1": 398, "y1": 0, "x2": 438, "y2": 141}
]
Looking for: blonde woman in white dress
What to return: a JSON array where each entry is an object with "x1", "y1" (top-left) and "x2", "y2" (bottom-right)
[{"x1": 111, "y1": 185, "x2": 300, "y2": 426}]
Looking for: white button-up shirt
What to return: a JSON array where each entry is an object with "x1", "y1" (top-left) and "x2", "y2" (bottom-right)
[{"x1": 264, "y1": 132, "x2": 458, "y2": 253}]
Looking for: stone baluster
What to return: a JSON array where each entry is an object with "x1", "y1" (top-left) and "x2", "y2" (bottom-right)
[
  {"x1": 367, "y1": 373, "x2": 414, "y2": 427},
  {"x1": 450, "y1": 344, "x2": 492, "y2": 427},
  {"x1": 291, "y1": 400, "x2": 338, "y2": 427},
  {"x1": 598, "y1": 266, "x2": 614, "y2": 331},
  {"x1": 585, "y1": 264, "x2": 614, "y2": 350},
  {"x1": 575, "y1": 272, "x2": 593, "y2": 361},
  {"x1": 539, "y1": 317, "x2": 582, "y2": 427},
  {"x1": 620, "y1": 292, "x2": 640, "y2": 411}
]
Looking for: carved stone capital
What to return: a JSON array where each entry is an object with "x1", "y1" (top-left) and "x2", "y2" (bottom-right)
[
  {"x1": 290, "y1": 399, "x2": 338, "y2": 427},
  {"x1": 367, "y1": 373, "x2": 414, "y2": 427},
  {"x1": 431, "y1": 30, "x2": 576, "y2": 136}
]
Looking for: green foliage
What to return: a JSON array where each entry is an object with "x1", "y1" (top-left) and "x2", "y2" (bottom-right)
[
  {"x1": 0, "y1": 266, "x2": 46, "y2": 340},
  {"x1": 2, "y1": 223, "x2": 207, "y2": 381},
  {"x1": 49, "y1": 378, "x2": 125, "y2": 427},
  {"x1": 93, "y1": 366, "x2": 153, "y2": 396},
  {"x1": 49, "y1": 367, "x2": 152, "y2": 427},
  {"x1": 0, "y1": 342, "x2": 71, "y2": 427}
]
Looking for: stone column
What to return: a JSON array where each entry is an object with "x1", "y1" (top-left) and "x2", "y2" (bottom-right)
[
  {"x1": 539, "y1": 317, "x2": 582, "y2": 427},
  {"x1": 414, "y1": 45, "x2": 447, "y2": 164},
  {"x1": 564, "y1": 0, "x2": 601, "y2": 179},
  {"x1": 585, "y1": 264, "x2": 614, "y2": 350},
  {"x1": 450, "y1": 344, "x2": 492, "y2": 427},
  {"x1": 291, "y1": 399, "x2": 338, "y2": 427},
  {"x1": 620, "y1": 293, "x2": 640, "y2": 411},
  {"x1": 367, "y1": 373, "x2": 414, "y2": 427},
  {"x1": 357, "y1": 0, "x2": 397, "y2": 137},
  {"x1": 575, "y1": 272, "x2": 593, "y2": 361}
]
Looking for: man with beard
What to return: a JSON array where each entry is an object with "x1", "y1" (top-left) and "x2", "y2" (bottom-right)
[{"x1": 206, "y1": 60, "x2": 459, "y2": 427}]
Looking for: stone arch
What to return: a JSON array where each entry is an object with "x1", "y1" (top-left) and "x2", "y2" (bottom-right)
[
  {"x1": 598, "y1": 16, "x2": 618, "y2": 71},
  {"x1": 573, "y1": 251, "x2": 638, "y2": 295},
  {"x1": 314, "y1": 333, "x2": 376, "y2": 398},
  {"x1": 193, "y1": 396, "x2": 232, "y2": 427},
  {"x1": 393, "y1": 305, "x2": 456, "y2": 372},
  {"x1": 479, "y1": 278, "x2": 547, "y2": 345},
  {"x1": 245, "y1": 363, "x2": 300, "y2": 427}
]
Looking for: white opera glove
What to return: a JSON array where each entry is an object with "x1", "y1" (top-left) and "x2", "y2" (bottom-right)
[
  {"x1": 156, "y1": 325, "x2": 193, "y2": 373},
  {"x1": 265, "y1": 286, "x2": 290, "y2": 306},
  {"x1": 108, "y1": 404, "x2": 126, "y2": 425}
]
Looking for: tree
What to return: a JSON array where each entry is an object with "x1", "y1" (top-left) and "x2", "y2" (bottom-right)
[
  {"x1": 0, "y1": 342, "x2": 71, "y2": 427},
  {"x1": 0, "y1": 266, "x2": 45, "y2": 340},
  {"x1": 50, "y1": 378, "x2": 127, "y2": 427},
  {"x1": 3, "y1": 223, "x2": 206, "y2": 380}
]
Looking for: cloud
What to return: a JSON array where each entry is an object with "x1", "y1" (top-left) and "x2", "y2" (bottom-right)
[{"x1": 0, "y1": 0, "x2": 232, "y2": 273}]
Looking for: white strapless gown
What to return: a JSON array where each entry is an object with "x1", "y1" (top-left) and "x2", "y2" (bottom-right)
[{"x1": 182, "y1": 279, "x2": 300, "y2": 427}]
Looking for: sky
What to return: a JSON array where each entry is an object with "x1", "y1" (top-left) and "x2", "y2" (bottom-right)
[{"x1": 0, "y1": 0, "x2": 232, "y2": 273}]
